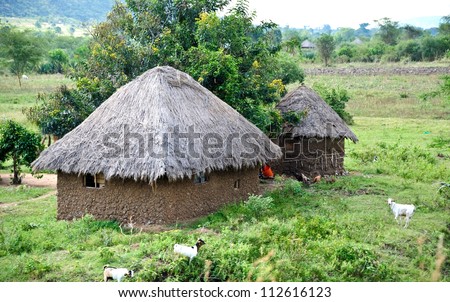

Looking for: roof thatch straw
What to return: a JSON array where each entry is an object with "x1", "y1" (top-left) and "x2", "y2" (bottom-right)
[
  {"x1": 32, "y1": 66, "x2": 281, "y2": 182},
  {"x1": 276, "y1": 85, "x2": 358, "y2": 142}
]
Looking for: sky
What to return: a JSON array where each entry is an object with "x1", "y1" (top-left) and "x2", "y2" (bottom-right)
[{"x1": 225, "y1": 0, "x2": 450, "y2": 29}]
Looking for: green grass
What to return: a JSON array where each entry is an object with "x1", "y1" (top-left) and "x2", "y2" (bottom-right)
[
  {"x1": 0, "y1": 186, "x2": 52, "y2": 204},
  {"x1": 303, "y1": 74, "x2": 449, "y2": 119},
  {"x1": 0, "y1": 64, "x2": 449, "y2": 282},
  {"x1": 0, "y1": 173, "x2": 448, "y2": 282},
  {"x1": 0, "y1": 73, "x2": 73, "y2": 127}
]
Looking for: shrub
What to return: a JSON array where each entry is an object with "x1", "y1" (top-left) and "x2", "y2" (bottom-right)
[
  {"x1": 245, "y1": 194, "x2": 274, "y2": 218},
  {"x1": 312, "y1": 83, "x2": 354, "y2": 125}
]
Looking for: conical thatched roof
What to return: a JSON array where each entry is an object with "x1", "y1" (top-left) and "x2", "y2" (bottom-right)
[
  {"x1": 276, "y1": 85, "x2": 358, "y2": 142},
  {"x1": 32, "y1": 66, "x2": 281, "y2": 182}
]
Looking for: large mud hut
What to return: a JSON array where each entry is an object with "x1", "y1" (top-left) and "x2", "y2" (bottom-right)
[
  {"x1": 32, "y1": 66, "x2": 281, "y2": 225},
  {"x1": 273, "y1": 85, "x2": 358, "y2": 177}
]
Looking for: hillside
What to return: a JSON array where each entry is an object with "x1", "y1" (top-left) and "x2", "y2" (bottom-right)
[{"x1": 0, "y1": 0, "x2": 115, "y2": 22}]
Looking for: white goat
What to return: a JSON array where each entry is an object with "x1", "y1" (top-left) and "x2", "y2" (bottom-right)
[
  {"x1": 173, "y1": 238, "x2": 205, "y2": 262},
  {"x1": 103, "y1": 265, "x2": 134, "y2": 282},
  {"x1": 387, "y1": 198, "x2": 415, "y2": 228},
  {"x1": 21, "y1": 74, "x2": 28, "y2": 80}
]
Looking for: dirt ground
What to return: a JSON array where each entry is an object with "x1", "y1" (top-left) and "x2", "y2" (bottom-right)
[{"x1": 0, "y1": 173, "x2": 57, "y2": 188}]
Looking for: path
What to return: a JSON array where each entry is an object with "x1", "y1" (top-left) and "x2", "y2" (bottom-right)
[{"x1": 0, "y1": 173, "x2": 57, "y2": 189}]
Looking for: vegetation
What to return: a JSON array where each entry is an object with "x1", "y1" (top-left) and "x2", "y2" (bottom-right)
[
  {"x1": 0, "y1": 0, "x2": 115, "y2": 22},
  {"x1": 312, "y1": 83, "x2": 353, "y2": 125},
  {"x1": 281, "y1": 15, "x2": 450, "y2": 64},
  {"x1": 315, "y1": 34, "x2": 336, "y2": 66},
  {"x1": 23, "y1": 0, "x2": 304, "y2": 137},
  {"x1": 0, "y1": 120, "x2": 43, "y2": 184},
  {"x1": 0, "y1": 0, "x2": 448, "y2": 283},
  {"x1": 0, "y1": 26, "x2": 45, "y2": 87}
]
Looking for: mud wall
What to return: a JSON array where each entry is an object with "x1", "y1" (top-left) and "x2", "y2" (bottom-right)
[
  {"x1": 57, "y1": 168, "x2": 259, "y2": 224},
  {"x1": 271, "y1": 136, "x2": 346, "y2": 177}
]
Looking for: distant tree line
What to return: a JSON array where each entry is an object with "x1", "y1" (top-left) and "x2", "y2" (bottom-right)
[
  {"x1": 0, "y1": 22, "x2": 88, "y2": 80},
  {"x1": 0, "y1": 0, "x2": 115, "y2": 22},
  {"x1": 281, "y1": 16, "x2": 450, "y2": 65}
]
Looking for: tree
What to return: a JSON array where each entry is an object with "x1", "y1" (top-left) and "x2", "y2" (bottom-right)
[
  {"x1": 316, "y1": 34, "x2": 335, "y2": 66},
  {"x1": 356, "y1": 23, "x2": 371, "y2": 38},
  {"x1": 32, "y1": 0, "x2": 304, "y2": 137},
  {"x1": 0, "y1": 26, "x2": 45, "y2": 87},
  {"x1": 401, "y1": 25, "x2": 423, "y2": 40},
  {"x1": 375, "y1": 18, "x2": 400, "y2": 45},
  {"x1": 0, "y1": 120, "x2": 43, "y2": 184},
  {"x1": 439, "y1": 15, "x2": 450, "y2": 36}
]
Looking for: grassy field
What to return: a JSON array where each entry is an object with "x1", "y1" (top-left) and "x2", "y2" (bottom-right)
[
  {"x1": 0, "y1": 73, "x2": 73, "y2": 127},
  {"x1": 0, "y1": 67, "x2": 449, "y2": 281}
]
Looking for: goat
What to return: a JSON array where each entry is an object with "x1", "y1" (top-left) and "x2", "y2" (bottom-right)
[
  {"x1": 103, "y1": 265, "x2": 134, "y2": 282},
  {"x1": 21, "y1": 74, "x2": 28, "y2": 80},
  {"x1": 173, "y1": 238, "x2": 205, "y2": 262},
  {"x1": 387, "y1": 198, "x2": 415, "y2": 228}
]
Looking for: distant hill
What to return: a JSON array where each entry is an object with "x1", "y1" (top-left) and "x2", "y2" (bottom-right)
[{"x1": 0, "y1": 0, "x2": 116, "y2": 22}]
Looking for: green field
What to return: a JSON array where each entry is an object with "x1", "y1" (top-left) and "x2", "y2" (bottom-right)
[
  {"x1": 0, "y1": 67, "x2": 449, "y2": 281},
  {"x1": 0, "y1": 73, "x2": 73, "y2": 127}
]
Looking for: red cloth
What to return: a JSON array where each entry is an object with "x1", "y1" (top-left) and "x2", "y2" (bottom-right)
[{"x1": 261, "y1": 164, "x2": 274, "y2": 178}]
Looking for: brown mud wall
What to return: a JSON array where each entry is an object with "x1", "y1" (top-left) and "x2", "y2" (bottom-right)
[
  {"x1": 271, "y1": 136, "x2": 346, "y2": 177},
  {"x1": 57, "y1": 168, "x2": 259, "y2": 224}
]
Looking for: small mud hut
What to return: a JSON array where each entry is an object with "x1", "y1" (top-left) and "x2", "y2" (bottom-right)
[
  {"x1": 32, "y1": 66, "x2": 281, "y2": 224},
  {"x1": 273, "y1": 85, "x2": 358, "y2": 178}
]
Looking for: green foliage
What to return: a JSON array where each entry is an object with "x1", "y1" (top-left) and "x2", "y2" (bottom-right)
[
  {"x1": 39, "y1": 49, "x2": 69, "y2": 74},
  {"x1": 244, "y1": 194, "x2": 274, "y2": 218},
  {"x1": 312, "y1": 83, "x2": 354, "y2": 125},
  {"x1": 375, "y1": 18, "x2": 401, "y2": 46},
  {"x1": 0, "y1": 0, "x2": 116, "y2": 22},
  {"x1": 24, "y1": 84, "x2": 103, "y2": 138},
  {"x1": 0, "y1": 120, "x2": 43, "y2": 184},
  {"x1": 315, "y1": 34, "x2": 335, "y2": 66},
  {"x1": 350, "y1": 142, "x2": 449, "y2": 182},
  {"x1": 439, "y1": 15, "x2": 450, "y2": 36},
  {"x1": 43, "y1": 0, "x2": 304, "y2": 137},
  {"x1": 0, "y1": 25, "x2": 45, "y2": 87}
]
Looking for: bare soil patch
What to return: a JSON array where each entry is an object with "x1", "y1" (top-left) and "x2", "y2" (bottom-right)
[{"x1": 0, "y1": 173, "x2": 57, "y2": 189}]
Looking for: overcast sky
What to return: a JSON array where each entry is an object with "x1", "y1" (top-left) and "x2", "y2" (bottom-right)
[{"x1": 225, "y1": 0, "x2": 449, "y2": 29}]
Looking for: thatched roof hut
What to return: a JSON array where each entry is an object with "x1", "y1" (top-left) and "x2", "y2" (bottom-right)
[
  {"x1": 32, "y1": 66, "x2": 281, "y2": 224},
  {"x1": 301, "y1": 40, "x2": 315, "y2": 49},
  {"x1": 273, "y1": 85, "x2": 357, "y2": 177}
]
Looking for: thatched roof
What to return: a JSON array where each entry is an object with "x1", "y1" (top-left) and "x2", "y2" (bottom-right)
[
  {"x1": 301, "y1": 40, "x2": 315, "y2": 49},
  {"x1": 276, "y1": 85, "x2": 358, "y2": 142},
  {"x1": 32, "y1": 66, "x2": 281, "y2": 182}
]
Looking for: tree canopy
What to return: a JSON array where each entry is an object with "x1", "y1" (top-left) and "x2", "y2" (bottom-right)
[
  {"x1": 29, "y1": 0, "x2": 304, "y2": 137},
  {"x1": 0, "y1": 26, "x2": 45, "y2": 86},
  {"x1": 0, "y1": 120, "x2": 43, "y2": 184}
]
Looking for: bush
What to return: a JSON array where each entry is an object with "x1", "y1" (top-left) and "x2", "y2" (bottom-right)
[
  {"x1": 312, "y1": 83, "x2": 354, "y2": 125},
  {"x1": 245, "y1": 194, "x2": 274, "y2": 218}
]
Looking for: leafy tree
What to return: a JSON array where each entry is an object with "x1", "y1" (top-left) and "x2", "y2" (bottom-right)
[
  {"x1": 24, "y1": 85, "x2": 100, "y2": 138},
  {"x1": 0, "y1": 120, "x2": 43, "y2": 184},
  {"x1": 355, "y1": 23, "x2": 371, "y2": 38},
  {"x1": 396, "y1": 40, "x2": 422, "y2": 61},
  {"x1": 0, "y1": 26, "x2": 45, "y2": 87},
  {"x1": 316, "y1": 34, "x2": 335, "y2": 66},
  {"x1": 312, "y1": 83, "x2": 354, "y2": 125},
  {"x1": 401, "y1": 25, "x2": 423, "y2": 40},
  {"x1": 439, "y1": 15, "x2": 450, "y2": 36},
  {"x1": 31, "y1": 0, "x2": 304, "y2": 137},
  {"x1": 283, "y1": 36, "x2": 302, "y2": 55},
  {"x1": 40, "y1": 49, "x2": 69, "y2": 74},
  {"x1": 375, "y1": 18, "x2": 400, "y2": 45}
]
